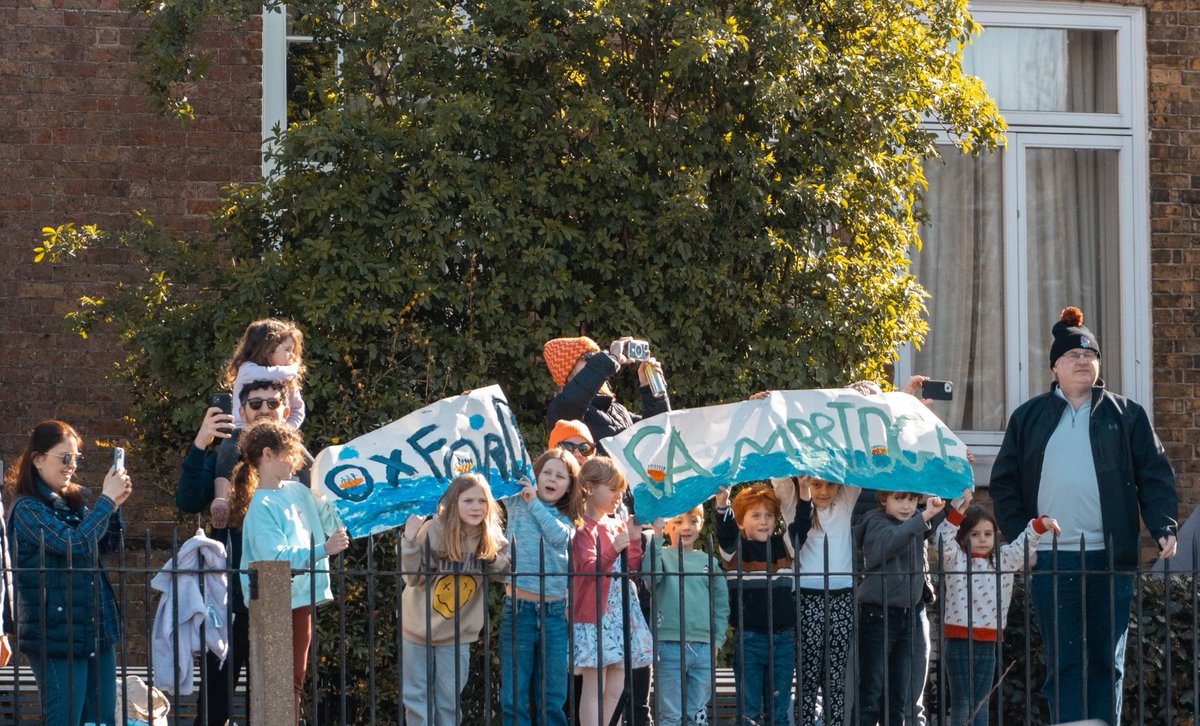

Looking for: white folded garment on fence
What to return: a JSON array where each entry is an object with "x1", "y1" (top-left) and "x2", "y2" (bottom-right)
[{"x1": 150, "y1": 529, "x2": 229, "y2": 694}]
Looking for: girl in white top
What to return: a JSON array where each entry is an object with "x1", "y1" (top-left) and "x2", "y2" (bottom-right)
[
  {"x1": 773, "y1": 475, "x2": 860, "y2": 726},
  {"x1": 936, "y1": 489, "x2": 1058, "y2": 726}
]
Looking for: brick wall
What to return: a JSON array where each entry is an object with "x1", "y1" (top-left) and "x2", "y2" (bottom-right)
[
  {"x1": 1143, "y1": 0, "x2": 1200, "y2": 523},
  {"x1": 0, "y1": 1, "x2": 261, "y2": 532}
]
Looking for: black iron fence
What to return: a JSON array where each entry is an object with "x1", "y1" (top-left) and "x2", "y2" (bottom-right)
[{"x1": 2, "y1": 528, "x2": 1197, "y2": 726}]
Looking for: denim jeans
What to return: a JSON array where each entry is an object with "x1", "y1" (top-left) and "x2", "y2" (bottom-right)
[
  {"x1": 29, "y1": 646, "x2": 116, "y2": 726},
  {"x1": 943, "y1": 638, "x2": 995, "y2": 726},
  {"x1": 733, "y1": 628, "x2": 794, "y2": 725},
  {"x1": 858, "y1": 603, "x2": 921, "y2": 725},
  {"x1": 655, "y1": 641, "x2": 712, "y2": 726},
  {"x1": 1029, "y1": 549, "x2": 1134, "y2": 725},
  {"x1": 402, "y1": 640, "x2": 471, "y2": 726},
  {"x1": 499, "y1": 596, "x2": 568, "y2": 726}
]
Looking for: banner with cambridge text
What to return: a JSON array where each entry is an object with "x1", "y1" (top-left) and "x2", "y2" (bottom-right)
[
  {"x1": 601, "y1": 389, "x2": 974, "y2": 522},
  {"x1": 312, "y1": 385, "x2": 532, "y2": 538}
]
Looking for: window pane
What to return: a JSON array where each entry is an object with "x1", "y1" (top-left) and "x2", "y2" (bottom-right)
[
  {"x1": 287, "y1": 41, "x2": 336, "y2": 122},
  {"x1": 1024, "y1": 147, "x2": 1121, "y2": 393},
  {"x1": 964, "y1": 28, "x2": 1118, "y2": 114},
  {"x1": 914, "y1": 148, "x2": 1007, "y2": 431}
]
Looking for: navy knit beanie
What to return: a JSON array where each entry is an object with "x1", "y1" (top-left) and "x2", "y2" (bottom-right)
[{"x1": 1049, "y1": 306, "x2": 1101, "y2": 368}]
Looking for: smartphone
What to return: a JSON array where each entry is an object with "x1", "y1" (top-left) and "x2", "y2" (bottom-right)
[
  {"x1": 112, "y1": 447, "x2": 125, "y2": 472},
  {"x1": 921, "y1": 379, "x2": 954, "y2": 401},
  {"x1": 211, "y1": 392, "x2": 233, "y2": 415}
]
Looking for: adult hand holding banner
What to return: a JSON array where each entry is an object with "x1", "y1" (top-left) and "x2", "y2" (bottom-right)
[
  {"x1": 312, "y1": 385, "x2": 532, "y2": 538},
  {"x1": 600, "y1": 389, "x2": 974, "y2": 522}
]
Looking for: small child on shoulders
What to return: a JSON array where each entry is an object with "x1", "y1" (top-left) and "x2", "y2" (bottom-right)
[
  {"x1": 854, "y1": 489, "x2": 945, "y2": 726},
  {"x1": 644, "y1": 505, "x2": 730, "y2": 726}
]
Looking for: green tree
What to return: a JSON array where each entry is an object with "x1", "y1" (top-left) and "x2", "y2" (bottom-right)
[{"x1": 42, "y1": 0, "x2": 1003, "y2": 718}]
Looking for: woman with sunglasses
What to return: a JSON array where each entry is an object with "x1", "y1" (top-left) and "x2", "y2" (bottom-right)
[
  {"x1": 543, "y1": 337, "x2": 670, "y2": 726},
  {"x1": 4, "y1": 420, "x2": 132, "y2": 725}
]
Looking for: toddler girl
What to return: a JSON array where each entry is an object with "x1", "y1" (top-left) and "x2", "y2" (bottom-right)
[
  {"x1": 571, "y1": 457, "x2": 653, "y2": 726},
  {"x1": 937, "y1": 490, "x2": 1059, "y2": 726},
  {"x1": 232, "y1": 419, "x2": 349, "y2": 724},
  {"x1": 499, "y1": 448, "x2": 582, "y2": 726},
  {"x1": 225, "y1": 318, "x2": 307, "y2": 430},
  {"x1": 401, "y1": 473, "x2": 509, "y2": 726}
]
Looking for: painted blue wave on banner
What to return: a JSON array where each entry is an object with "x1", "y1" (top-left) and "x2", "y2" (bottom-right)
[
  {"x1": 601, "y1": 389, "x2": 974, "y2": 522},
  {"x1": 312, "y1": 385, "x2": 531, "y2": 538}
]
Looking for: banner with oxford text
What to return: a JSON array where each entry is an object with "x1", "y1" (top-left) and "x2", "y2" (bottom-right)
[
  {"x1": 601, "y1": 389, "x2": 973, "y2": 522},
  {"x1": 312, "y1": 385, "x2": 532, "y2": 538}
]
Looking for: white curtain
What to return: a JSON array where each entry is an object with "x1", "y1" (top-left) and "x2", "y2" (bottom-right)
[
  {"x1": 1024, "y1": 148, "x2": 1122, "y2": 392},
  {"x1": 914, "y1": 150, "x2": 1007, "y2": 432}
]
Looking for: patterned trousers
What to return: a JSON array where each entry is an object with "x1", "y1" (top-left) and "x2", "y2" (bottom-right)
[{"x1": 797, "y1": 588, "x2": 854, "y2": 726}]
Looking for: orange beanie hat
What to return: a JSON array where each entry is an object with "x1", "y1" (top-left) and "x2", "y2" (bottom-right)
[
  {"x1": 543, "y1": 336, "x2": 601, "y2": 387},
  {"x1": 548, "y1": 419, "x2": 594, "y2": 449}
]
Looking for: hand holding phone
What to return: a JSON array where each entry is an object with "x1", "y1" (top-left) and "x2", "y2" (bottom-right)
[{"x1": 921, "y1": 380, "x2": 954, "y2": 401}]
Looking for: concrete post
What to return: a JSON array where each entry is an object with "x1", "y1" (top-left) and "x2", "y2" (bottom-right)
[{"x1": 248, "y1": 559, "x2": 294, "y2": 724}]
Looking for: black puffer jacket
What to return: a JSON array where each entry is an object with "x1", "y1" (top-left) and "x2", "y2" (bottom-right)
[
  {"x1": 989, "y1": 382, "x2": 1177, "y2": 569},
  {"x1": 545, "y1": 352, "x2": 670, "y2": 453}
]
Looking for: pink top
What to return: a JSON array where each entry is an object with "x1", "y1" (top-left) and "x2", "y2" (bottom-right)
[{"x1": 570, "y1": 515, "x2": 643, "y2": 625}]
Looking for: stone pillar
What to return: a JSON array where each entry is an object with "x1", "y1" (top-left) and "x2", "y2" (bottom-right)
[{"x1": 248, "y1": 559, "x2": 294, "y2": 724}]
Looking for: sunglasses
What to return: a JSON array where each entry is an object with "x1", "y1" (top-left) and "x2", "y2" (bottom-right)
[
  {"x1": 51, "y1": 452, "x2": 83, "y2": 466},
  {"x1": 246, "y1": 396, "x2": 284, "y2": 411},
  {"x1": 557, "y1": 441, "x2": 595, "y2": 456}
]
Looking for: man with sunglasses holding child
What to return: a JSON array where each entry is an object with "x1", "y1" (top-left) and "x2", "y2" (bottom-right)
[{"x1": 175, "y1": 378, "x2": 314, "y2": 726}]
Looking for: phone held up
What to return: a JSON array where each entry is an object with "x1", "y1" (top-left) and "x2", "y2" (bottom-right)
[
  {"x1": 112, "y1": 447, "x2": 125, "y2": 473},
  {"x1": 211, "y1": 392, "x2": 233, "y2": 416},
  {"x1": 921, "y1": 380, "x2": 954, "y2": 401}
]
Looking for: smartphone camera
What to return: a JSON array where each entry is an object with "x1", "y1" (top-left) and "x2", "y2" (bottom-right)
[
  {"x1": 921, "y1": 380, "x2": 954, "y2": 401},
  {"x1": 112, "y1": 447, "x2": 126, "y2": 472}
]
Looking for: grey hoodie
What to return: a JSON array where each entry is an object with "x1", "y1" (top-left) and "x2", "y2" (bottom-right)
[{"x1": 855, "y1": 508, "x2": 930, "y2": 607}]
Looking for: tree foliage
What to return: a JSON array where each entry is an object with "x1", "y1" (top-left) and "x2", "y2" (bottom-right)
[
  {"x1": 49, "y1": 0, "x2": 1004, "y2": 449},
  {"x1": 43, "y1": 2, "x2": 1001, "y2": 716}
]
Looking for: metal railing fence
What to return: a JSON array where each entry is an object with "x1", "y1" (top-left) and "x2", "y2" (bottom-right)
[{"x1": 1, "y1": 527, "x2": 1196, "y2": 725}]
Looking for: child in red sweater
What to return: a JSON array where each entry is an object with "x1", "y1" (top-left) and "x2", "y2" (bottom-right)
[{"x1": 570, "y1": 457, "x2": 653, "y2": 726}]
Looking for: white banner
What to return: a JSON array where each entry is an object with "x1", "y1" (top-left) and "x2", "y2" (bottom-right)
[
  {"x1": 312, "y1": 385, "x2": 532, "y2": 537},
  {"x1": 601, "y1": 389, "x2": 974, "y2": 521}
]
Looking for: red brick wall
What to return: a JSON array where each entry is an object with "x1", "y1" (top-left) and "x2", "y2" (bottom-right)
[
  {"x1": 1143, "y1": 0, "x2": 1199, "y2": 523},
  {"x1": 0, "y1": 2, "x2": 261, "y2": 532}
]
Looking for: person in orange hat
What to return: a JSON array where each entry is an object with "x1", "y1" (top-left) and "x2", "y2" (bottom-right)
[
  {"x1": 548, "y1": 419, "x2": 596, "y2": 465},
  {"x1": 544, "y1": 336, "x2": 669, "y2": 726},
  {"x1": 543, "y1": 336, "x2": 669, "y2": 456}
]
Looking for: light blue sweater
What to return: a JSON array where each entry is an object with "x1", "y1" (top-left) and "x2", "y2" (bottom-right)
[
  {"x1": 241, "y1": 481, "x2": 343, "y2": 609},
  {"x1": 503, "y1": 495, "x2": 574, "y2": 598}
]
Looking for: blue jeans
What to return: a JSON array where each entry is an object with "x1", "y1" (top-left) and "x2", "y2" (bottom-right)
[
  {"x1": 943, "y1": 638, "x2": 995, "y2": 726},
  {"x1": 858, "y1": 603, "x2": 921, "y2": 725},
  {"x1": 733, "y1": 628, "x2": 794, "y2": 725},
  {"x1": 499, "y1": 596, "x2": 568, "y2": 726},
  {"x1": 29, "y1": 646, "x2": 116, "y2": 726},
  {"x1": 655, "y1": 641, "x2": 712, "y2": 726},
  {"x1": 1029, "y1": 549, "x2": 1133, "y2": 725}
]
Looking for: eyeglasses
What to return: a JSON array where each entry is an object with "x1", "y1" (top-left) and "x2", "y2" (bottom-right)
[
  {"x1": 1061, "y1": 350, "x2": 1100, "y2": 362},
  {"x1": 53, "y1": 452, "x2": 83, "y2": 466},
  {"x1": 557, "y1": 441, "x2": 595, "y2": 456},
  {"x1": 246, "y1": 396, "x2": 284, "y2": 411}
]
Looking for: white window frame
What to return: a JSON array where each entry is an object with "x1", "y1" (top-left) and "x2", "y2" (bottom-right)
[{"x1": 898, "y1": 1, "x2": 1151, "y2": 452}]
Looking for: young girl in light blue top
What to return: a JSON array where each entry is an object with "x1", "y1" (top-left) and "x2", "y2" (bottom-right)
[
  {"x1": 499, "y1": 447, "x2": 583, "y2": 726},
  {"x1": 231, "y1": 420, "x2": 349, "y2": 724}
]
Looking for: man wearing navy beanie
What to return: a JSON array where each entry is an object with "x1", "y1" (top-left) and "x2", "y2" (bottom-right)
[{"x1": 990, "y1": 306, "x2": 1177, "y2": 724}]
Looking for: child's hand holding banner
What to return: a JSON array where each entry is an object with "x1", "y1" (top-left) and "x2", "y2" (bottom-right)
[
  {"x1": 600, "y1": 389, "x2": 974, "y2": 522},
  {"x1": 312, "y1": 385, "x2": 532, "y2": 538}
]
